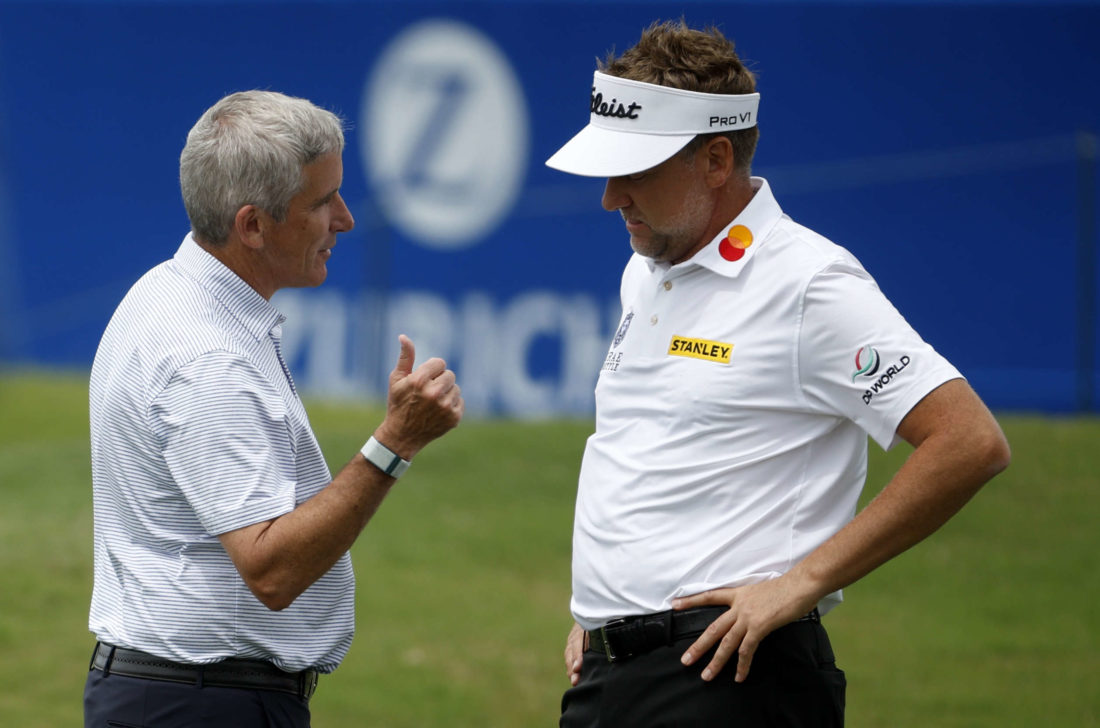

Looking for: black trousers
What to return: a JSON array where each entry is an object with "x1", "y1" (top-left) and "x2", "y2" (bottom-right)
[
  {"x1": 561, "y1": 618, "x2": 845, "y2": 727},
  {"x1": 84, "y1": 668, "x2": 311, "y2": 728}
]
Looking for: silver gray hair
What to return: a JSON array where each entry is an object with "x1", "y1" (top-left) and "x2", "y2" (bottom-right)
[{"x1": 179, "y1": 90, "x2": 346, "y2": 246}]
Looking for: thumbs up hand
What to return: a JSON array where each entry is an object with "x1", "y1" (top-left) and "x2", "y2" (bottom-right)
[{"x1": 373, "y1": 334, "x2": 464, "y2": 460}]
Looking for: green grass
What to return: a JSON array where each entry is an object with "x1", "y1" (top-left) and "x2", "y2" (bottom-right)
[{"x1": 0, "y1": 371, "x2": 1097, "y2": 726}]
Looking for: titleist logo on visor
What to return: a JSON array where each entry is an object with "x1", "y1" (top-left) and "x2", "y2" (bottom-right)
[{"x1": 591, "y1": 88, "x2": 642, "y2": 119}]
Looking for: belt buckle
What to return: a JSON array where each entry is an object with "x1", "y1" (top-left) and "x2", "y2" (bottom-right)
[
  {"x1": 600, "y1": 619, "x2": 627, "y2": 663},
  {"x1": 299, "y1": 670, "x2": 318, "y2": 700}
]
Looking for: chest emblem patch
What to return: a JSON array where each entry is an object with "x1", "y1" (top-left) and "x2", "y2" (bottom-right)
[
  {"x1": 668, "y1": 335, "x2": 733, "y2": 364},
  {"x1": 612, "y1": 311, "x2": 634, "y2": 348}
]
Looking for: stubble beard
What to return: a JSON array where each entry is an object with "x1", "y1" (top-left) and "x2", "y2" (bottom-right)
[{"x1": 627, "y1": 187, "x2": 711, "y2": 264}]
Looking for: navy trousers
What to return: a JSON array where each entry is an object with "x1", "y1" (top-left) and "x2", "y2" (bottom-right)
[
  {"x1": 560, "y1": 619, "x2": 846, "y2": 727},
  {"x1": 84, "y1": 668, "x2": 311, "y2": 728}
]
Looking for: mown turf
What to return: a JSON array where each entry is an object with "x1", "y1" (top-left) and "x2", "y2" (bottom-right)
[{"x1": 0, "y1": 371, "x2": 1096, "y2": 726}]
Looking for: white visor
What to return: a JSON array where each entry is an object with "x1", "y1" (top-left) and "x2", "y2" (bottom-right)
[{"x1": 545, "y1": 71, "x2": 760, "y2": 177}]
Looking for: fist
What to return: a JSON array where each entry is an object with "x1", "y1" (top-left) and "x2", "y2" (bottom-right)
[{"x1": 376, "y1": 335, "x2": 463, "y2": 458}]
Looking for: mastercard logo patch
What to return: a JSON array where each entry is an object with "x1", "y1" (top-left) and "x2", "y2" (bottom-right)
[{"x1": 718, "y1": 225, "x2": 753, "y2": 262}]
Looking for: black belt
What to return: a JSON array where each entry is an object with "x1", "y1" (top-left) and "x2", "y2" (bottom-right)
[
  {"x1": 89, "y1": 642, "x2": 319, "y2": 701},
  {"x1": 588, "y1": 606, "x2": 821, "y2": 663}
]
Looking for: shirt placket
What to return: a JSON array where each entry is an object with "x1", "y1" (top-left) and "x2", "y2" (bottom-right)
[
  {"x1": 645, "y1": 269, "x2": 683, "y2": 349},
  {"x1": 269, "y1": 323, "x2": 299, "y2": 398}
]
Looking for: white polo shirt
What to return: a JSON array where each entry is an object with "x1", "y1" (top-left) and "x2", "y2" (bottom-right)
[
  {"x1": 571, "y1": 178, "x2": 961, "y2": 630},
  {"x1": 89, "y1": 234, "x2": 354, "y2": 672}
]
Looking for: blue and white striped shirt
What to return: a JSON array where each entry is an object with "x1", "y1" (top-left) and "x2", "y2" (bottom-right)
[{"x1": 89, "y1": 234, "x2": 354, "y2": 673}]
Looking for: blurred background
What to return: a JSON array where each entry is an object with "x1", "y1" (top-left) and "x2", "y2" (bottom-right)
[
  {"x1": 1, "y1": 2, "x2": 1098, "y2": 726},
  {"x1": 0, "y1": 0, "x2": 1096, "y2": 416}
]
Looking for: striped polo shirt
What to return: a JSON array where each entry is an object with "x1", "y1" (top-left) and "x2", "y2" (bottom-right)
[{"x1": 88, "y1": 234, "x2": 354, "y2": 673}]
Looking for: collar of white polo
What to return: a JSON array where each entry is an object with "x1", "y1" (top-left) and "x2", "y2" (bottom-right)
[{"x1": 545, "y1": 71, "x2": 760, "y2": 178}]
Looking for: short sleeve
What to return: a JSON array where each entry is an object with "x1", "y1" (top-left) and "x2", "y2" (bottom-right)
[
  {"x1": 798, "y1": 263, "x2": 963, "y2": 450},
  {"x1": 149, "y1": 351, "x2": 298, "y2": 535}
]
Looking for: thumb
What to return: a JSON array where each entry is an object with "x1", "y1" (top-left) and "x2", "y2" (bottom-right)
[
  {"x1": 393, "y1": 334, "x2": 415, "y2": 377},
  {"x1": 671, "y1": 588, "x2": 728, "y2": 611}
]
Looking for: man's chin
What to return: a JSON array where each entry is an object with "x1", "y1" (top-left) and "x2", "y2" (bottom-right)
[
  {"x1": 629, "y1": 237, "x2": 666, "y2": 261},
  {"x1": 299, "y1": 266, "x2": 328, "y2": 289}
]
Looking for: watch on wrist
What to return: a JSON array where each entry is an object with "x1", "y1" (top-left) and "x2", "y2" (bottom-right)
[{"x1": 360, "y1": 436, "x2": 411, "y2": 478}]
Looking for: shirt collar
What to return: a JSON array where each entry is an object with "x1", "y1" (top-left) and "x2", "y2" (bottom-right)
[
  {"x1": 645, "y1": 176, "x2": 784, "y2": 279},
  {"x1": 173, "y1": 233, "x2": 285, "y2": 340}
]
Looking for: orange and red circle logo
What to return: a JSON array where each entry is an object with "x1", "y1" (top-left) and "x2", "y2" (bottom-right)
[{"x1": 719, "y1": 225, "x2": 753, "y2": 262}]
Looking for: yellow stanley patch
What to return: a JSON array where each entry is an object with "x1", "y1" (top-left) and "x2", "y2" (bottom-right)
[{"x1": 668, "y1": 336, "x2": 733, "y2": 364}]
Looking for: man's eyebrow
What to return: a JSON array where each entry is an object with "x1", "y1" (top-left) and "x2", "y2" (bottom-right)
[{"x1": 312, "y1": 187, "x2": 340, "y2": 207}]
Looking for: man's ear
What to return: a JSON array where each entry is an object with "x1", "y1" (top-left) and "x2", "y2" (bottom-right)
[
  {"x1": 703, "y1": 136, "x2": 735, "y2": 189},
  {"x1": 233, "y1": 205, "x2": 265, "y2": 250}
]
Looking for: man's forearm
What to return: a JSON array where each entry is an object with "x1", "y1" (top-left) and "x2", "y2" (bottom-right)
[
  {"x1": 219, "y1": 454, "x2": 398, "y2": 610},
  {"x1": 787, "y1": 379, "x2": 1011, "y2": 604}
]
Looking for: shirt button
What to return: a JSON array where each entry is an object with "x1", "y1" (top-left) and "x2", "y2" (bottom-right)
[
  {"x1": 663, "y1": 281, "x2": 672, "y2": 291},
  {"x1": 650, "y1": 315, "x2": 658, "y2": 325}
]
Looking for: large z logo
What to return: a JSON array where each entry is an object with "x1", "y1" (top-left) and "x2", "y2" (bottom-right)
[
  {"x1": 400, "y1": 70, "x2": 470, "y2": 194},
  {"x1": 362, "y1": 20, "x2": 529, "y2": 249}
]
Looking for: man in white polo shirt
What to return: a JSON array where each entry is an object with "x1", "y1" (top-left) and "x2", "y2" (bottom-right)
[
  {"x1": 85, "y1": 90, "x2": 464, "y2": 727},
  {"x1": 546, "y1": 20, "x2": 1010, "y2": 726}
]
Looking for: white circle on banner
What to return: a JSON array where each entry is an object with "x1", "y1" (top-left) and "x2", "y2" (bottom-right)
[{"x1": 361, "y1": 19, "x2": 529, "y2": 249}]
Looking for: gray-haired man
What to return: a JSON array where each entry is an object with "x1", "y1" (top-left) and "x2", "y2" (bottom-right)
[{"x1": 84, "y1": 90, "x2": 464, "y2": 727}]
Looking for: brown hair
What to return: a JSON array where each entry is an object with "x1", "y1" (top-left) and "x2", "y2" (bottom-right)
[{"x1": 600, "y1": 19, "x2": 759, "y2": 174}]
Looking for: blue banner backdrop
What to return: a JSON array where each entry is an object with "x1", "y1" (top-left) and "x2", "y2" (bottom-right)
[{"x1": 0, "y1": 1, "x2": 1097, "y2": 415}]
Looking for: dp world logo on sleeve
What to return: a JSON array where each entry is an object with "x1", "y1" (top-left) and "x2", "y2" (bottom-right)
[
  {"x1": 854, "y1": 345, "x2": 913, "y2": 405},
  {"x1": 361, "y1": 19, "x2": 529, "y2": 249}
]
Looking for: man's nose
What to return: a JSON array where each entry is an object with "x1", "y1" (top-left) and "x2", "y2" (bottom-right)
[
  {"x1": 602, "y1": 177, "x2": 631, "y2": 212},
  {"x1": 333, "y1": 193, "x2": 355, "y2": 232}
]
